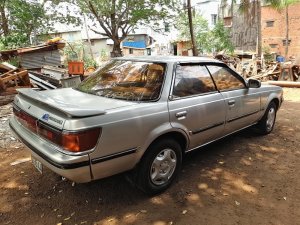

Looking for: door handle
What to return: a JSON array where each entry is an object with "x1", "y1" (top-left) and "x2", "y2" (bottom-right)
[
  {"x1": 228, "y1": 100, "x2": 235, "y2": 106},
  {"x1": 175, "y1": 111, "x2": 187, "y2": 118}
]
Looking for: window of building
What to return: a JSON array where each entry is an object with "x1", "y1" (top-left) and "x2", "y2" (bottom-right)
[
  {"x1": 211, "y1": 14, "x2": 217, "y2": 25},
  {"x1": 269, "y1": 44, "x2": 278, "y2": 48},
  {"x1": 266, "y1": 20, "x2": 274, "y2": 27},
  {"x1": 164, "y1": 23, "x2": 170, "y2": 32},
  {"x1": 173, "y1": 64, "x2": 216, "y2": 97},
  {"x1": 129, "y1": 48, "x2": 133, "y2": 54},
  {"x1": 282, "y1": 39, "x2": 291, "y2": 46},
  {"x1": 206, "y1": 65, "x2": 245, "y2": 91}
]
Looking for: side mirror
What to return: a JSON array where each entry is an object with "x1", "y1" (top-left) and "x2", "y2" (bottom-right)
[{"x1": 247, "y1": 79, "x2": 261, "y2": 88}]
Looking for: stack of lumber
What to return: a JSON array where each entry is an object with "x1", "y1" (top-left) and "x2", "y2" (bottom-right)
[{"x1": 0, "y1": 64, "x2": 31, "y2": 95}]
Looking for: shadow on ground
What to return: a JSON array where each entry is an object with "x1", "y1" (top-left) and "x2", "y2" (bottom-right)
[{"x1": 1, "y1": 100, "x2": 300, "y2": 225}]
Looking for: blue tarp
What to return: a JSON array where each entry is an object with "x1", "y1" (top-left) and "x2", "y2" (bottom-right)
[{"x1": 123, "y1": 41, "x2": 146, "y2": 49}]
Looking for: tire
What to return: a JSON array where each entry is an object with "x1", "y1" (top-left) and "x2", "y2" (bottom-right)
[
  {"x1": 136, "y1": 138, "x2": 182, "y2": 195},
  {"x1": 256, "y1": 101, "x2": 277, "y2": 135}
]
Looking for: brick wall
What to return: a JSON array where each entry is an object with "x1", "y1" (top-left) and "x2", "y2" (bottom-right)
[{"x1": 261, "y1": 3, "x2": 300, "y2": 58}]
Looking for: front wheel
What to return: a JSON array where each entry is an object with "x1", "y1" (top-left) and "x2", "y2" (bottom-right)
[
  {"x1": 256, "y1": 102, "x2": 277, "y2": 135},
  {"x1": 136, "y1": 138, "x2": 182, "y2": 195}
]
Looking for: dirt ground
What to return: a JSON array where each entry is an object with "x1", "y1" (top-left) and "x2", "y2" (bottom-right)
[{"x1": 0, "y1": 88, "x2": 300, "y2": 225}]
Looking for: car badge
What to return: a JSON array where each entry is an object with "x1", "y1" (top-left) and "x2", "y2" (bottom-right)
[{"x1": 42, "y1": 113, "x2": 49, "y2": 121}]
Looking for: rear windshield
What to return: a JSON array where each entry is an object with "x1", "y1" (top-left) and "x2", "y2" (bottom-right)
[{"x1": 76, "y1": 60, "x2": 166, "y2": 101}]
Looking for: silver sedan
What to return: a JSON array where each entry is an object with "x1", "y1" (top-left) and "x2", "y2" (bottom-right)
[{"x1": 10, "y1": 56, "x2": 283, "y2": 195}]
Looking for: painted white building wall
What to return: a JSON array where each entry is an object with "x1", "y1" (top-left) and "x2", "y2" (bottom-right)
[{"x1": 193, "y1": 0, "x2": 221, "y2": 29}]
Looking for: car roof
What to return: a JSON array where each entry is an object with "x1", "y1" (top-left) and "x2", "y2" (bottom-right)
[{"x1": 114, "y1": 55, "x2": 223, "y2": 64}]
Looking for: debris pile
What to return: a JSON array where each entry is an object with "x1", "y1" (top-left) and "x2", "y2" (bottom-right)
[
  {"x1": 0, "y1": 64, "x2": 31, "y2": 95},
  {"x1": 215, "y1": 53, "x2": 300, "y2": 87}
]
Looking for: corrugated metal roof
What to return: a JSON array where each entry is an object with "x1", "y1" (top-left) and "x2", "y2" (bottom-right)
[
  {"x1": 20, "y1": 50, "x2": 63, "y2": 69},
  {"x1": 123, "y1": 41, "x2": 146, "y2": 49}
]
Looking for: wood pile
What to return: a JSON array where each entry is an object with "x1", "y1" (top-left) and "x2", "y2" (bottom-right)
[{"x1": 0, "y1": 64, "x2": 31, "y2": 96}]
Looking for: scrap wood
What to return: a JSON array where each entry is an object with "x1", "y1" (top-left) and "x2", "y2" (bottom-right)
[
  {"x1": 0, "y1": 69, "x2": 30, "y2": 91},
  {"x1": 251, "y1": 63, "x2": 279, "y2": 80},
  {"x1": 0, "y1": 64, "x2": 30, "y2": 92}
]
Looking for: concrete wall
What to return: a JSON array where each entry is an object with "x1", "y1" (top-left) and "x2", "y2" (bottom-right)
[
  {"x1": 52, "y1": 31, "x2": 82, "y2": 42},
  {"x1": 261, "y1": 3, "x2": 300, "y2": 58},
  {"x1": 83, "y1": 39, "x2": 112, "y2": 61},
  {"x1": 195, "y1": 0, "x2": 220, "y2": 29},
  {"x1": 123, "y1": 48, "x2": 145, "y2": 56}
]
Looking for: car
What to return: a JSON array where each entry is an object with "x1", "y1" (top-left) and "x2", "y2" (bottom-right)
[{"x1": 9, "y1": 56, "x2": 283, "y2": 195}]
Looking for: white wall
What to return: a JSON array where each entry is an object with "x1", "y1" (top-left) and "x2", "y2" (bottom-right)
[{"x1": 194, "y1": 0, "x2": 221, "y2": 29}]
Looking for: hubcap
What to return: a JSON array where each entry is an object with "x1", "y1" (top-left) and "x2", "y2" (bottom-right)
[
  {"x1": 150, "y1": 148, "x2": 177, "y2": 185},
  {"x1": 266, "y1": 107, "x2": 275, "y2": 131}
]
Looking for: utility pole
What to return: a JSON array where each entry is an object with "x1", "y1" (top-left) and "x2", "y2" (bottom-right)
[
  {"x1": 83, "y1": 14, "x2": 94, "y2": 60},
  {"x1": 187, "y1": 0, "x2": 198, "y2": 56}
]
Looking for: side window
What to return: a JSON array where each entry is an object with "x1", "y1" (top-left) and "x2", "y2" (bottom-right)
[
  {"x1": 173, "y1": 64, "x2": 216, "y2": 97},
  {"x1": 206, "y1": 65, "x2": 245, "y2": 91}
]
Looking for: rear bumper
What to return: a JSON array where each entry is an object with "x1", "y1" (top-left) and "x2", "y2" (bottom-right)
[{"x1": 9, "y1": 117, "x2": 92, "y2": 183}]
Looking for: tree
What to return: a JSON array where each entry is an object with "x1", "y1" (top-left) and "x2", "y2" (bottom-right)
[
  {"x1": 0, "y1": 0, "x2": 9, "y2": 36},
  {"x1": 176, "y1": 12, "x2": 233, "y2": 54},
  {"x1": 176, "y1": 12, "x2": 210, "y2": 54},
  {"x1": 0, "y1": 0, "x2": 79, "y2": 49},
  {"x1": 210, "y1": 20, "x2": 234, "y2": 53},
  {"x1": 265, "y1": 0, "x2": 300, "y2": 58},
  {"x1": 237, "y1": 0, "x2": 262, "y2": 56},
  {"x1": 52, "y1": 0, "x2": 179, "y2": 57},
  {"x1": 187, "y1": 0, "x2": 197, "y2": 56}
]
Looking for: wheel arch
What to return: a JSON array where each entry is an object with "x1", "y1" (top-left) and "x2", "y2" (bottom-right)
[{"x1": 137, "y1": 130, "x2": 189, "y2": 165}]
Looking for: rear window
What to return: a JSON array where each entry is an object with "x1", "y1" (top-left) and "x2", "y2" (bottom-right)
[{"x1": 77, "y1": 60, "x2": 166, "y2": 101}]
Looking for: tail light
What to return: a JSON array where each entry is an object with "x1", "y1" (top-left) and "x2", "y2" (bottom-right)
[
  {"x1": 37, "y1": 122, "x2": 101, "y2": 153},
  {"x1": 13, "y1": 106, "x2": 101, "y2": 153}
]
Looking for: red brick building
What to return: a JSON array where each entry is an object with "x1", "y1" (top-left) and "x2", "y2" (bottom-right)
[{"x1": 261, "y1": 3, "x2": 300, "y2": 58}]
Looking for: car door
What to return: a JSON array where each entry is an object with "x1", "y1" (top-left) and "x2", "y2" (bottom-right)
[
  {"x1": 206, "y1": 64, "x2": 261, "y2": 135},
  {"x1": 168, "y1": 63, "x2": 226, "y2": 150}
]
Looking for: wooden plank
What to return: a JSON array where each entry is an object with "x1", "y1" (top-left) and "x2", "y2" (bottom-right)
[
  {"x1": 0, "y1": 70, "x2": 28, "y2": 83},
  {"x1": 0, "y1": 69, "x2": 18, "y2": 78},
  {"x1": 0, "y1": 63, "x2": 12, "y2": 72}
]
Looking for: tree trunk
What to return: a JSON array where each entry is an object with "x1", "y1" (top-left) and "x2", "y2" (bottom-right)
[
  {"x1": 285, "y1": 6, "x2": 289, "y2": 58},
  {"x1": 187, "y1": 0, "x2": 198, "y2": 56},
  {"x1": 0, "y1": 4, "x2": 9, "y2": 36},
  {"x1": 111, "y1": 40, "x2": 123, "y2": 57},
  {"x1": 256, "y1": 0, "x2": 262, "y2": 57}
]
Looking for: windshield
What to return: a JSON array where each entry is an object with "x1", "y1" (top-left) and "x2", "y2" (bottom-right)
[{"x1": 76, "y1": 60, "x2": 166, "y2": 101}]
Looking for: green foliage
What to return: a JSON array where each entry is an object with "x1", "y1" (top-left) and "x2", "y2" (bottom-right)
[
  {"x1": 64, "y1": 42, "x2": 84, "y2": 62},
  {"x1": 176, "y1": 13, "x2": 234, "y2": 54},
  {"x1": 83, "y1": 56, "x2": 98, "y2": 69},
  {"x1": 210, "y1": 20, "x2": 234, "y2": 53},
  {"x1": 0, "y1": 0, "x2": 80, "y2": 49},
  {"x1": 0, "y1": 33, "x2": 29, "y2": 50},
  {"x1": 264, "y1": 0, "x2": 300, "y2": 10}
]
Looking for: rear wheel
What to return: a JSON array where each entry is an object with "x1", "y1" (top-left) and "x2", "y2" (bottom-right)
[
  {"x1": 256, "y1": 102, "x2": 277, "y2": 135},
  {"x1": 136, "y1": 138, "x2": 182, "y2": 195}
]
